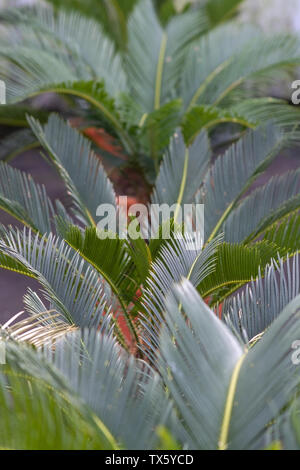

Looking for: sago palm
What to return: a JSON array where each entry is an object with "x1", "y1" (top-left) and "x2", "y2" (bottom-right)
[
  {"x1": 0, "y1": 111, "x2": 299, "y2": 449},
  {"x1": 0, "y1": 0, "x2": 299, "y2": 451},
  {"x1": 0, "y1": 0, "x2": 300, "y2": 180}
]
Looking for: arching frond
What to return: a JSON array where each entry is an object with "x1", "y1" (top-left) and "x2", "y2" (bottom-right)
[
  {"x1": 222, "y1": 254, "x2": 300, "y2": 344},
  {"x1": 0, "y1": 338, "x2": 118, "y2": 450},
  {"x1": 1, "y1": 310, "x2": 77, "y2": 348},
  {"x1": 182, "y1": 104, "x2": 256, "y2": 144},
  {"x1": 0, "y1": 6, "x2": 127, "y2": 97},
  {"x1": 198, "y1": 35, "x2": 300, "y2": 106},
  {"x1": 198, "y1": 241, "x2": 284, "y2": 302},
  {"x1": 0, "y1": 161, "x2": 54, "y2": 233},
  {"x1": 223, "y1": 170, "x2": 300, "y2": 243},
  {"x1": 263, "y1": 212, "x2": 300, "y2": 253},
  {"x1": 152, "y1": 280, "x2": 300, "y2": 449},
  {"x1": 126, "y1": 0, "x2": 208, "y2": 113},
  {"x1": 62, "y1": 225, "x2": 139, "y2": 304},
  {"x1": 28, "y1": 114, "x2": 116, "y2": 227},
  {"x1": 151, "y1": 129, "x2": 210, "y2": 227},
  {"x1": 199, "y1": 123, "x2": 285, "y2": 241},
  {"x1": 230, "y1": 98, "x2": 300, "y2": 134},
  {"x1": 182, "y1": 99, "x2": 300, "y2": 144},
  {"x1": 140, "y1": 235, "x2": 221, "y2": 356},
  {"x1": 41, "y1": 329, "x2": 175, "y2": 450},
  {"x1": 0, "y1": 228, "x2": 109, "y2": 329},
  {"x1": 180, "y1": 22, "x2": 261, "y2": 110}
]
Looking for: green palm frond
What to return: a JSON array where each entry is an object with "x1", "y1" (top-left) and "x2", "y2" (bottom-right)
[
  {"x1": 222, "y1": 254, "x2": 300, "y2": 344},
  {"x1": 1, "y1": 6, "x2": 127, "y2": 97},
  {"x1": 151, "y1": 129, "x2": 210, "y2": 226},
  {"x1": 28, "y1": 113, "x2": 116, "y2": 227},
  {"x1": 263, "y1": 212, "x2": 300, "y2": 253},
  {"x1": 230, "y1": 98, "x2": 300, "y2": 133},
  {"x1": 41, "y1": 329, "x2": 175, "y2": 450},
  {"x1": 149, "y1": 279, "x2": 300, "y2": 449},
  {"x1": 198, "y1": 241, "x2": 283, "y2": 302},
  {"x1": 61, "y1": 225, "x2": 141, "y2": 343},
  {"x1": 141, "y1": 234, "x2": 221, "y2": 341},
  {"x1": 44, "y1": 0, "x2": 138, "y2": 48},
  {"x1": 63, "y1": 225, "x2": 139, "y2": 303},
  {"x1": 0, "y1": 161, "x2": 54, "y2": 233},
  {"x1": 180, "y1": 22, "x2": 300, "y2": 110},
  {"x1": 0, "y1": 228, "x2": 109, "y2": 329},
  {"x1": 182, "y1": 104, "x2": 256, "y2": 144},
  {"x1": 0, "y1": 250, "x2": 34, "y2": 278},
  {"x1": 199, "y1": 123, "x2": 286, "y2": 242},
  {"x1": 126, "y1": 0, "x2": 208, "y2": 114},
  {"x1": 223, "y1": 170, "x2": 300, "y2": 244},
  {"x1": 0, "y1": 338, "x2": 118, "y2": 450},
  {"x1": 180, "y1": 22, "x2": 260, "y2": 110},
  {"x1": 140, "y1": 99, "x2": 182, "y2": 167},
  {"x1": 124, "y1": 225, "x2": 152, "y2": 285},
  {"x1": 203, "y1": 0, "x2": 244, "y2": 26},
  {"x1": 196, "y1": 35, "x2": 300, "y2": 106},
  {"x1": 183, "y1": 99, "x2": 300, "y2": 144}
]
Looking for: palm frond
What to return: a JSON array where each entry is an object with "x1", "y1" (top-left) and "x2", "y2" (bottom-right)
[
  {"x1": 222, "y1": 254, "x2": 300, "y2": 344},
  {"x1": 0, "y1": 250, "x2": 34, "y2": 278},
  {"x1": 180, "y1": 22, "x2": 261, "y2": 110},
  {"x1": 182, "y1": 104, "x2": 256, "y2": 144},
  {"x1": 197, "y1": 35, "x2": 300, "y2": 106},
  {"x1": 0, "y1": 337, "x2": 118, "y2": 449},
  {"x1": 203, "y1": 0, "x2": 244, "y2": 26},
  {"x1": 41, "y1": 328, "x2": 175, "y2": 450},
  {"x1": 139, "y1": 99, "x2": 182, "y2": 166},
  {"x1": 44, "y1": 0, "x2": 138, "y2": 48},
  {"x1": 263, "y1": 212, "x2": 300, "y2": 253},
  {"x1": 151, "y1": 280, "x2": 300, "y2": 449},
  {"x1": 222, "y1": 170, "x2": 300, "y2": 243},
  {"x1": 0, "y1": 228, "x2": 109, "y2": 329},
  {"x1": 0, "y1": 161, "x2": 54, "y2": 233},
  {"x1": 198, "y1": 241, "x2": 283, "y2": 302},
  {"x1": 28, "y1": 114, "x2": 116, "y2": 227},
  {"x1": 151, "y1": 129, "x2": 210, "y2": 229},
  {"x1": 140, "y1": 234, "x2": 221, "y2": 354},
  {"x1": 199, "y1": 123, "x2": 285, "y2": 241},
  {"x1": 230, "y1": 98, "x2": 300, "y2": 134},
  {"x1": 63, "y1": 225, "x2": 139, "y2": 304},
  {"x1": 2, "y1": 310, "x2": 77, "y2": 348},
  {"x1": 0, "y1": 6, "x2": 127, "y2": 97},
  {"x1": 126, "y1": 0, "x2": 208, "y2": 113}
]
